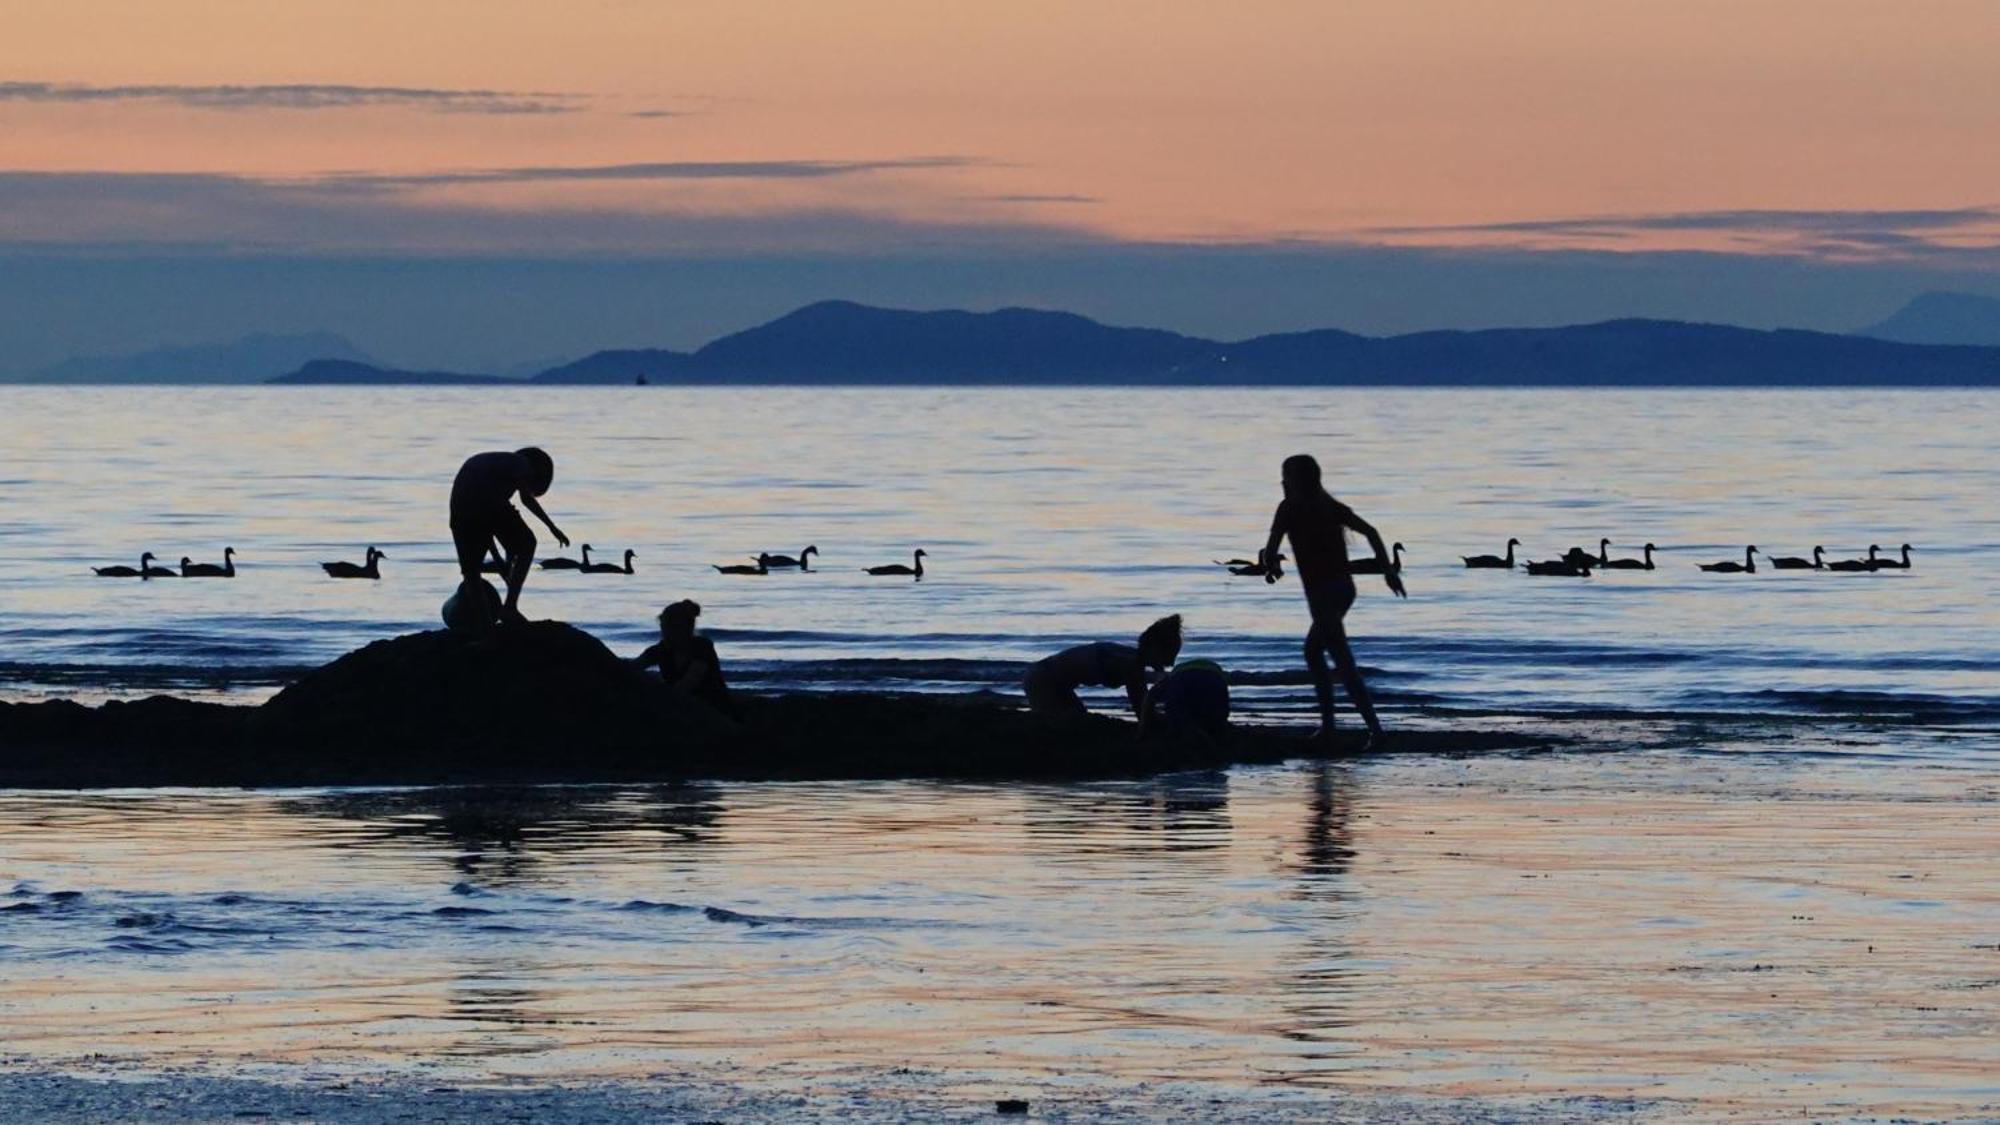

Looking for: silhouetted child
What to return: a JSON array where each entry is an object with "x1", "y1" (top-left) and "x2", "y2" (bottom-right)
[
  {"x1": 1260, "y1": 454, "x2": 1405, "y2": 747},
  {"x1": 1136, "y1": 657, "x2": 1231, "y2": 744},
  {"x1": 450, "y1": 447, "x2": 568, "y2": 621},
  {"x1": 1024, "y1": 615, "x2": 1182, "y2": 722},
  {"x1": 635, "y1": 600, "x2": 737, "y2": 722}
]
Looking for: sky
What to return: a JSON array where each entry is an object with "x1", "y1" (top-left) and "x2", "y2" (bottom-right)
[{"x1": 4, "y1": 0, "x2": 1999, "y2": 371}]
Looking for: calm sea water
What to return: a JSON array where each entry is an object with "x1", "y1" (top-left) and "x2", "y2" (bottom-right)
[
  {"x1": 4, "y1": 387, "x2": 1998, "y2": 1114},
  {"x1": 0, "y1": 387, "x2": 1996, "y2": 737}
]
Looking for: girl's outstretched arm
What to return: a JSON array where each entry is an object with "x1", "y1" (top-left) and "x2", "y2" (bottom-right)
[
  {"x1": 1260, "y1": 502, "x2": 1289, "y2": 585},
  {"x1": 1343, "y1": 509, "x2": 1407, "y2": 598}
]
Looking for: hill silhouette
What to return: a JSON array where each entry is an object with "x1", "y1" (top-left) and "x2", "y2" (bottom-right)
[
  {"x1": 262, "y1": 301, "x2": 2000, "y2": 386},
  {"x1": 23, "y1": 331, "x2": 374, "y2": 384},
  {"x1": 270, "y1": 359, "x2": 515, "y2": 385}
]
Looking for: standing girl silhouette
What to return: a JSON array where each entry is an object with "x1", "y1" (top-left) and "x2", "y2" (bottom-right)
[{"x1": 1260, "y1": 454, "x2": 1405, "y2": 747}]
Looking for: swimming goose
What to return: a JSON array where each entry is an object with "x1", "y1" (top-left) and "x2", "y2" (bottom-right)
[
  {"x1": 1560, "y1": 538, "x2": 1611, "y2": 569},
  {"x1": 1768, "y1": 546, "x2": 1824, "y2": 571},
  {"x1": 142, "y1": 554, "x2": 179, "y2": 578},
  {"x1": 93, "y1": 551, "x2": 157, "y2": 578},
  {"x1": 180, "y1": 548, "x2": 236, "y2": 578},
  {"x1": 1461, "y1": 538, "x2": 1520, "y2": 569},
  {"x1": 764, "y1": 545, "x2": 819, "y2": 571},
  {"x1": 714, "y1": 553, "x2": 770, "y2": 576},
  {"x1": 1348, "y1": 543, "x2": 1404, "y2": 575},
  {"x1": 865, "y1": 549, "x2": 926, "y2": 579},
  {"x1": 322, "y1": 547, "x2": 384, "y2": 579},
  {"x1": 1524, "y1": 558, "x2": 1592, "y2": 576},
  {"x1": 540, "y1": 544, "x2": 591, "y2": 570},
  {"x1": 1698, "y1": 546, "x2": 1758, "y2": 574},
  {"x1": 1599, "y1": 542, "x2": 1656, "y2": 570},
  {"x1": 1870, "y1": 543, "x2": 1914, "y2": 571},
  {"x1": 1225, "y1": 552, "x2": 1285, "y2": 578},
  {"x1": 582, "y1": 549, "x2": 637, "y2": 575},
  {"x1": 1826, "y1": 545, "x2": 1878, "y2": 573}
]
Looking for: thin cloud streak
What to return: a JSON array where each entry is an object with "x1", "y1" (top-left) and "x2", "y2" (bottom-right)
[
  {"x1": 336, "y1": 157, "x2": 980, "y2": 189},
  {"x1": 0, "y1": 80, "x2": 578, "y2": 114},
  {"x1": 1372, "y1": 207, "x2": 2000, "y2": 237}
]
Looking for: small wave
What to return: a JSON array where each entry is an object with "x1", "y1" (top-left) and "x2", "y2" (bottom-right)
[
  {"x1": 1678, "y1": 688, "x2": 2000, "y2": 723},
  {"x1": 431, "y1": 905, "x2": 498, "y2": 917},
  {"x1": 618, "y1": 899, "x2": 697, "y2": 914}
]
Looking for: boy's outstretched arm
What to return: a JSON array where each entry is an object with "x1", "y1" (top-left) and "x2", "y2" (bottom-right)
[
  {"x1": 520, "y1": 495, "x2": 570, "y2": 548},
  {"x1": 1344, "y1": 510, "x2": 1407, "y2": 598}
]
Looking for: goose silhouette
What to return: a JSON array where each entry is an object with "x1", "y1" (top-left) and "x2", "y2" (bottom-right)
[
  {"x1": 1599, "y1": 543, "x2": 1656, "y2": 570},
  {"x1": 1462, "y1": 539, "x2": 1520, "y2": 569},
  {"x1": 1870, "y1": 543, "x2": 1914, "y2": 571},
  {"x1": 582, "y1": 549, "x2": 636, "y2": 575},
  {"x1": 1769, "y1": 546, "x2": 1824, "y2": 571},
  {"x1": 1826, "y1": 545, "x2": 1878, "y2": 573},
  {"x1": 764, "y1": 545, "x2": 819, "y2": 571},
  {"x1": 1348, "y1": 542, "x2": 1404, "y2": 575},
  {"x1": 865, "y1": 549, "x2": 926, "y2": 580},
  {"x1": 180, "y1": 548, "x2": 236, "y2": 578},
  {"x1": 93, "y1": 551, "x2": 158, "y2": 578},
  {"x1": 322, "y1": 547, "x2": 384, "y2": 579},
  {"x1": 540, "y1": 543, "x2": 591, "y2": 570},
  {"x1": 1698, "y1": 546, "x2": 1758, "y2": 574},
  {"x1": 715, "y1": 553, "x2": 770, "y2": 576}
]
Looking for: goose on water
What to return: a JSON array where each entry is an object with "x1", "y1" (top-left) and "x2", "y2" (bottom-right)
[
  {"x1": 1462, "y1": 538, "x2": 1520, "y2": 569},
  {"x1": 582, "y1": 549, "x2": 636, "y2": 575},
  {"x1": 1826, "y1": 545, "x2": 1879, "y2": 573},
  {"x1": 1524, "y1": 558, "x2": 1592, "y2": 577},
  {"x1": 1769, "y1": 546, "x2": 1824, "y2": 571},
  {"x1": 540, "y1": 543, "x2": 592, "y2": 570},
  {"x1": 715, "y1": 553, "x2": 770, "y2": 576},
  {"x1": 1348, "y1": 543, "x2": 1404, "y2": 575},
  {"x1": 1870, "y1": 543, "x2": 1914, "y2": 571},
  {"x1": 142, "y1": 554, "x2": 179, "y2": 578},
  {"x1": 763, "y1": 545, "x2": 819, "y2": 571},
  {"x1": 322, "y1": 547, "x2": 384, "y2": 579},
  {"x1": 1599, "y1": 542, "x2": 1656, "y2": 570},
  {"x1": 180, "y1": 547, "x2": 236, "y2": 578},
  {"x1": 1698, "y1": 546, "x2": 1758, "y2": 574},
  {"x1": 865, "y1": 549, "x2": 926, "y2": 580},
  {"x1": 1561, "y1": 538, "x2": 1611, "y2": 569},
  {"x1": 93, "y1": 551, "x2": 158, "y2": 578}
]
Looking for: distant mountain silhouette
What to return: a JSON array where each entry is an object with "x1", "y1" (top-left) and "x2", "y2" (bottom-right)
[
  {"x1": 1173, "y1": 319, "x2": 2000, "y2": 386},
  {"x1": 531, "y1": 348, "x2": 695, "y2": 384},
  {"x1": 270, "y1": 359, "x2": 516, "y2": 385},
  {"x1": 1861, "y1": 291, "x2": 2000, "y2": 347},
  {"x1": 673, "y1": 299, "x2": 1216, "y2": 383},
  {"x1": 22, "y1": 331, "x2": 375, "y2": 384},
  {"x1": 264, "y1": 301, "x2": 2000, "y2": 387}
]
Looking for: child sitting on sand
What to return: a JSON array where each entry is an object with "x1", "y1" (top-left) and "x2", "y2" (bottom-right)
[
  {"x1": 634, "y1": 600, "x2": 737, "y2": 723},
  {"x1": 1023, "y1": 615, "x2": 1183, "y2": 722},
  {"x1": 449, "y1": 447, "x2": 569, "y2": 622}
]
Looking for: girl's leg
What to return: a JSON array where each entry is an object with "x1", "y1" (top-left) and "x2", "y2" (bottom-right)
[
  {"x1": 1321, "y1": 621, "x2": 1382, "y2": 736},
  {"x1": 1303, "y1": 623, "x2": 1338, "y2": 733}
]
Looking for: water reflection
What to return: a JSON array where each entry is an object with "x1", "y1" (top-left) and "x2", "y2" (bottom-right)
[
  {"x1": 1279, "y1": 763, "x2": 1361, "y2": 1055},
  {"x1": 276, "y1": 785, "x2": 726, "y2": 885},
  {"x1": 1018, "y1": 771, "x2": 1233, "y2": 861}
]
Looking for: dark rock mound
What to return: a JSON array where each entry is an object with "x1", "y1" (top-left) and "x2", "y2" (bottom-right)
[
  {"x1": 251, "y1": 621, "x2": 722, "y2": 769},
  {"x1": 0, "y1": 619, "x2": 1566, "y2": 787}
]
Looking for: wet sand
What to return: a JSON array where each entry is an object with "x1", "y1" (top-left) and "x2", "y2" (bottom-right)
[{"x1": 2, "y1": 732, "x2": 1994, "y2": 1121}]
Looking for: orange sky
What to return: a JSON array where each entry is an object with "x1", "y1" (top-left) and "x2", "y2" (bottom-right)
[{"x1": 4, "y1": 0, "x2": 2000, "y2": 255}]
